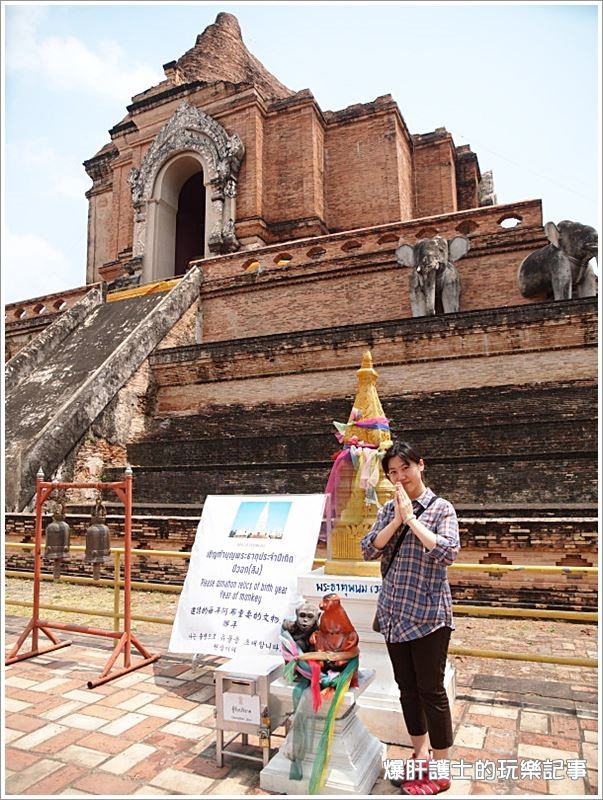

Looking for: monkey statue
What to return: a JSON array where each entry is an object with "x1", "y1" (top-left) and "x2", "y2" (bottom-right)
[
  {"x1": 309, "y1": 593, "x2": 359, "y2": 670},
  {"x1": 282, "y1": 602, "x2": 320, "y2": 652}
]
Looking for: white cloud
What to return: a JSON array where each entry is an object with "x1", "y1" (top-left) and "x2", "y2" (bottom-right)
[
  {"x1": 2, "y1": 229, "x2": 85, "y2": 305},
  {"x1": 20, "y1": 139, "x2": 91, "y2": 199},
  {"x1": 6, "y1": 6, "x2": 162, "y2": 102},
  {"x1": 4, "y1": 5, "x2": 46, "y2": 69},
  {"x1": 17, "y1": 139, "x2": 90, "y2": 199}
]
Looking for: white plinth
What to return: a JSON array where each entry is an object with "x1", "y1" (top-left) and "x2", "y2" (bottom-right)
[
  {"x1": 297, "y1": 568, "x2": 456, "y2": 745},
  {"x1": 260, "y1": 669, "x2": 385, "y2": 795}
]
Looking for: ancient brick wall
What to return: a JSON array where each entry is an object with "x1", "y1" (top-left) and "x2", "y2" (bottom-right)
[
  {"x1": 86, "y1": 88, "x2": 259, "y2": 277},
  {"x1": 86, "y1": 193, "x2": 114, "y2": 283},
  {"x1": 150, "y1": 299, "x2": 597, "y2": 408},
  {"x1": 86, "y1": 79, "x2": 486, "y2": 284},
  {"x1": 324, "y1": 103, "x2": 414, "y2": 231},
  {"x1": 413, "y1": 131, "x2": 458, "y2": 217},
  {"x1": 4, "y1": 285, "x2": 95, "y2": 360},
  {"x1": 154, "y1": 299, "x2": 200, "y2": 350},
  {"x1": 107, "y1": 456, "x2": 595, "y2": 509},
  {"x1": 5, "y1": 322, "x2": 47, "y2": 362},
  {"x1": 455, "y1": 146, "x2": 480, "y2": 210},
  {"x1": 194, "y1": 201, "x2": 546, "y2": 343},
  {"x1": 82, "y1": 13, "x2": 499, "y2": 284},
  {"x1": 262, "y1": 100, "x2": 327, "y2": 239},
  {"x1": 454, "y1": 518, "x2": 598, "y2": 612},
  {"x1": 227, "y1": 102, "x2": 264, "y2": 233},
  {"x1": 111, "y1": 374, "x2": 597, "y2": 509},
  {"x1": 5, "y1": 515, "x2": 596, "y2": 611},
  {"x1": 133, "y1": 289, "x2": 597, "y2": 510}
]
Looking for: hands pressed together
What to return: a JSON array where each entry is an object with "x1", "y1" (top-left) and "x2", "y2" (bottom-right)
[
  {"x1": 369, "y1": 480, "x2": 436, "y2": 552},
  {"x1": 393, "y1": 482, "x2": 416, "y2": 526}
]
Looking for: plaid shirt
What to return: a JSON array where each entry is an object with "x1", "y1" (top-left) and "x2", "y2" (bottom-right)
[{"x1": 361, "y1": 487, "x2": 460, "y2": 643}]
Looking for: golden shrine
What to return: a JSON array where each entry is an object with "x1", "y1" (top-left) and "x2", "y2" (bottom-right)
[{"x1": 324, "y1": 352, "x2": 395, "y2": 577}]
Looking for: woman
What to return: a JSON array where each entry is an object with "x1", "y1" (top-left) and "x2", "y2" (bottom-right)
[{"x1": 361, "y1": 441, "x2": 460, "y2": 796}]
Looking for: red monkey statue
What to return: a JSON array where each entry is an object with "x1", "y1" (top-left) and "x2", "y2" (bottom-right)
[{"x1": 310, "y1": 593, "x2": 359, "y2": 669}]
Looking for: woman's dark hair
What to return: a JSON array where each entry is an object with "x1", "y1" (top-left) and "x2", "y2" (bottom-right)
[{"x1": 382, "y1": 441, "x2": 424, "y2": 474}]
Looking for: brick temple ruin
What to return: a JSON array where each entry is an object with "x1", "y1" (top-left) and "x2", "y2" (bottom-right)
[{"x1": 5, "y1": 13, "x2": 597, "y2": 611}]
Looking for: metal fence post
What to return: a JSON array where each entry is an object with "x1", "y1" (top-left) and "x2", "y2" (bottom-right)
[{"x1": 113, "y1": 550, "x2": 121, "y2": 632}]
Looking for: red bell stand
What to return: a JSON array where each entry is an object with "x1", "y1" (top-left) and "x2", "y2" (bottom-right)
[{"x1": 5, "y1": 466, "x2": 160, "y2": 688}]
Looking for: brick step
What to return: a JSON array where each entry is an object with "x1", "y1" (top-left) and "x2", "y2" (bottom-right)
[
  {"x1": 143, "y1": 381, "x2": 596, "y2": 440},
  {"x1": 103, "y1": 454, "x2": 596, "y2": 505},
  {"x1": 6, "y1": 515, "x2": 596, "y2": 550},
  {"x1": 127, "y1": 418, "x2": 594, "y2": 467},
  {"x1": 5, "y1": 500, "x2": 597, "y2": 520}
]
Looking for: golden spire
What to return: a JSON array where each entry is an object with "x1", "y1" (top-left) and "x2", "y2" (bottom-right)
[
  {"x1": 343, "y1": 351, "x2": 392, "y2": 449},
  {"x1": 324, "y1": 351, "x2": 393, "y2": 576}
]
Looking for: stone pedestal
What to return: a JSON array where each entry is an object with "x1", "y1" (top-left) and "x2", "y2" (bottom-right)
[
  {"x1": 260, "y1": 669, "x2": 385, "y2": 795},
  {"x1": 298, "y1": 568, "x2": 456, "y2": 745}
]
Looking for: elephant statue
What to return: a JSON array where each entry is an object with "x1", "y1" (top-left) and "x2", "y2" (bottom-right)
[
  {"x1": 518, "y1": 220, "x2": 598, "y2": 301},
  {"x1": 395, "y1": 235, "x2": 470, "y2": 316}
]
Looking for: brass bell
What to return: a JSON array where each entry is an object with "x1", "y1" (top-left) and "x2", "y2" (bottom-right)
[
  {"x1": 44, "y1": 502, "x2": 71, "y2": 579},
  {"x1": 84, "y1": 499, "x2": 112, "y2": 580}
]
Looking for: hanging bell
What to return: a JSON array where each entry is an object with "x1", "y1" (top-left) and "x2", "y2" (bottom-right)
[
  {"x1": 44, "y1": 502, "x2": 71, "y2": 579},
  {"x1": 84, "y1": 499, "x2": 112, "y2": 580}
]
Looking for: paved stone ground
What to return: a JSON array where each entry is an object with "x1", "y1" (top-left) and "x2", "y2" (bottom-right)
[{"x1": 3, "y1": 614, "x2": 597, "y2": 796}]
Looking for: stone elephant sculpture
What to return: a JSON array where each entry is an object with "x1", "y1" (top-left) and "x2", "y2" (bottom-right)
[
  {"x1": 518, "y1": 220, "x2": 598, "y2": 301},
  {"x1": 395, "y1": 235, "x2": 470, "y2": 316}
]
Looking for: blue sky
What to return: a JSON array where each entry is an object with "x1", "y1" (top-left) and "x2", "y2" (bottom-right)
[
  {"x1": 231, "y1": 500, "x2": 292, "y2": 532},
  {"x1": 2, "y1": 2, "x2": 600, "y2": 304}
]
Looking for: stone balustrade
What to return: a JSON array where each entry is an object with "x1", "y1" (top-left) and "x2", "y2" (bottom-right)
[
  {"x1": 4, "y1": 284, "x2": 100, "y2": 326},
  {"x1": 193, "y1": 199, "x2": 544, "y2": 283}
]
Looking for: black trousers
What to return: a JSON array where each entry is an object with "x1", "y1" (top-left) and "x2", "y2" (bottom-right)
[{"x1": 386, "y1": 626, "x2": 453, "y2": 750}]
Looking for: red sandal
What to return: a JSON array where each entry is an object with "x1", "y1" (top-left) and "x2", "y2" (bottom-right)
[
  {"x1": 399, "y1": 754, "x2": 451, "y2": 795},
  {"x1": 400, "y1": 763, "x2": 451, "y2": 795},
  {"x1": 400, "y1": 776, "x2": 451, "y2": 795},
  {"x1": 390, "y1": 751, "x2": 430, "y2": 788}
]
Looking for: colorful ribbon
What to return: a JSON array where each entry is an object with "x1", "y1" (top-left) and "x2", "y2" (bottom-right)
[
  {"x1": 333, "y1": 411, "x2": 391, "y2": 444},
  {"x1": 280, "y1": 629, "x2": 360, "y2": 793},
  {"x1": 308, "y1": 656, "x2": 359, "y2": 794},
  {"x1": 322, "y1": 444, "x2": 387, "y2": 535}
]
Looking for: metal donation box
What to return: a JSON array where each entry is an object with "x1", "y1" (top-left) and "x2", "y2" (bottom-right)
[{"x1": 215, "y1": 653, "x2": 285, "y2": 767}]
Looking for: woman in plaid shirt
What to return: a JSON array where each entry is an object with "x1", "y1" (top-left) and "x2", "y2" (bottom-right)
[{"x1": 361, "y1": 441, "x2": 460, "y2": 795}]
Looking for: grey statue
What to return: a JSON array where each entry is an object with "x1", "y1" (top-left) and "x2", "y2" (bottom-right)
[
  {"x1": 478, "y1": 170, "x2": 497, "y2": 207},
  {"x1": 518, "y1": 220, "x2": 598, "y2": 301},
  {"x1": 282, "y1": 602, "x2": 320, "y2": 652},
  {"x1": 396, "y1": 235, "x2": 470, "y2": 316}
]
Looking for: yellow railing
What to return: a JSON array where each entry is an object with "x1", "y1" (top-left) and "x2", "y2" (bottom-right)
[
  {"x1": 450, "y1": 562, "x2": 597, "y2": 575},
  {"x1": 5, "y1": 542, "x2": 597, "y2": 667},
  {"x1": 106, "y1": 277, "x2": 181, "y2": 302}
]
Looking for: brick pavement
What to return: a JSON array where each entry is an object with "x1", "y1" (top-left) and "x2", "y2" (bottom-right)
[{"x1": 3, "y1": 615, "x2": 597, "y2": 796}]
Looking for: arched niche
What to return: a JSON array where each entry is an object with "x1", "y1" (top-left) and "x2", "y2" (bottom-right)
[{"x1": 128, "y1": 101, "x2": 244, "y2": 283}]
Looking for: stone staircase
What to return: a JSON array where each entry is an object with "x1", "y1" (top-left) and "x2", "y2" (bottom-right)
[{"x1": 4, "y1": 268, "x2": 202, "y2": 511}]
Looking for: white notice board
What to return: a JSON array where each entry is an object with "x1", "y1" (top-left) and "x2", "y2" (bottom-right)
[{"x1": 168, "y1": 494, "x2": 326, "y2": 656}]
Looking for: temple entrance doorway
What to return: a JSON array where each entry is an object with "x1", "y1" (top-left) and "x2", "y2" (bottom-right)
[
  {"x1": 175, "y1": 171, "x2": 205, "y2": 276},
  {"x1": 146, "y1": 153, "x2": 210, "y2": 281}
]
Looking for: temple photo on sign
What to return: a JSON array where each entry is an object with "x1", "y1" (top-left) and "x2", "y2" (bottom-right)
[
  {"x1": 3, "y1": 4, "x2": 599, "y2": 799},
  {"x1": 229, "y1": 501, "x2": 292, "y2": 539}
]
